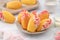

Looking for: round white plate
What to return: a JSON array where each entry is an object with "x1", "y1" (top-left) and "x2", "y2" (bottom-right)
[
  {"x1": 2, "y1": 1, "x2": 39, "y2": 14},
  {"x1": 16, "y1": 22, "x2": 51, "y2": 34}
]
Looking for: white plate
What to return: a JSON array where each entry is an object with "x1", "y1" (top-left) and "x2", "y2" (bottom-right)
[
  {"x1": 2, "y1": 1, "x2": 39, "y2": 14},
  {"x1": 16, "y1": 22, "x2": 51, "y2": 34}
]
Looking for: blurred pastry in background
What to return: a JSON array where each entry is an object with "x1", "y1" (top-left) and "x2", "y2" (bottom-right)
[
  {"x1": 17, "y1": 10, "x2": 52, "y2": 33},
  {"x1": 21, "y1": 0, "x2": 37, "y2": 5},
  {"x1": 2, "y1": 0, "x2": 39, "y2": 14},
  {"x1": 20, "y1": 0, "x2": 39, "y2": 10},
  {"x1": 2, "y1": 10, "x2": 15, "y2": 23},
  {"x1": 6, "y1": 1, "x2": 22, "y2": 10}
]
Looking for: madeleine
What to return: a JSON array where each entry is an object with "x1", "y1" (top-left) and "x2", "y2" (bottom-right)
[{"x1": 6, "y1": 1, "x2": 22, "y2": 10}]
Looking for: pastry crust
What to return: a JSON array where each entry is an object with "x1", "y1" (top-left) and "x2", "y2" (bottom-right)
[
  {"x1": 6, "y1": 1, "x2": 22, "y2": 10},
  {"x1": 2, "y1": 11, "x2": 15, "y2": 23},
  {"x1": 21, "y1": 0, "x2": 37, "y2": 5},
  {"x1": 2, "y1": 1, "x2": 39, "y2": 14},
  {"x1": 22, "y1": 1, "x2": 39, "y2": 10}
]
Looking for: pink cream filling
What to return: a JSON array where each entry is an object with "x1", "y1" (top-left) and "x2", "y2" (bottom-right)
[
  {"x1": 21, "y1": 11, "x2": 29, "y2": 20},
  {"x1": 32, "y1": 11, "x2": 40, "y2": 27},
  {"x1": 35, "y1": 18, "x2": 39, "y2": 26},
  {"x1": 42, "y1": 19, "x2": 51, "y2": 29},
  {"x1": 0, "y1": 12, "x2": 4, "y2": 20},
  {"x1": 34, "y1": 14, "x2": 40, "y2": 27}
]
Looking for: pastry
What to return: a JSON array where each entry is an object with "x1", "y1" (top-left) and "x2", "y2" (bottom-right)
[
  {"x1": 21, "y1": 0, "x2": 39, "y2": 10},
  {"x1": 21, "y1": 0, "x2": 37, "y2": 5},
  {"x1": 17, "y1": 10, "x2": 52, "y2": 33},
  {"x1": 2, "y1": 10, "x2": 15, "y2": 23},
  {"x1": 39, "y1": 10, "x2": 49, "y2": 21},
  {"x1": 37, "y1": 18, "x2": 51, "y2": 32},
  {"x1": 18, "y1": 10, "x2": 30, "y2": 30},
  {"x1": 18, "y1": 12, "x2": 22, "y2": 24},
  {"x1": 30, "y1": 10, "x2": 37, "y2": 17},
  {"x1": 18, "y1": 10, "x2": 29, "y2": 24},
  {"x1": 27, "y1": 11, "x2": 40, "y2": 32},
  {"x1": 6, "y1": 1, "x2": 22, "y2": 10}
]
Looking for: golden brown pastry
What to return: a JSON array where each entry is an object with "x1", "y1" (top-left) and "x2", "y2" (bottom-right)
[
  {"x1": 39, "y1": 10, "x2": 49, "y2": 21},
  {"x1": 21, "y1": 0, "x2": 37, "y2": 5},
  {"x1": 2, "y1": 11, "x2": 15, "y2": 23},
  {"x1": 27, "y1": 11, "x2": 41, "y2": 32},
  {"x1": 17, "y1": 10, "x2": 52, "y2": 33},
  {"x1": 18, "y1": 10, "x2": 30, "y2": 30},
  {"x1": 6, "y1": 1, "x2": 22, "y2": 10},
  {"x1": 37, "y1": 19, "x2": 51, "y2": 32}
]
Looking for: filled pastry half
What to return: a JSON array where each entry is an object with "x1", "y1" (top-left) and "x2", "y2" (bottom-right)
[
  {"x1": 0, "y1": 10, "x2": 15, "y2": 23},
  {"x1": 18, "y1": 10, "x2": 30, "y2": 30}
]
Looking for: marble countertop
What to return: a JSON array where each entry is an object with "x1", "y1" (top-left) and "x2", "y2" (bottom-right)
[{"x1": 0, "y1": 0, "x2": 58, "y2": 40}]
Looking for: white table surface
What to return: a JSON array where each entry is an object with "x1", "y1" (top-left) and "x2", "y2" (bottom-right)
[{"x1": 0, "y1": 0, "x2": 58, "y2": 40}]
